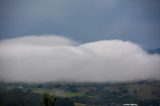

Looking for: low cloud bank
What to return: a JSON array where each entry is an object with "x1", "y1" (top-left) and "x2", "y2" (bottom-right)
[{"x1": 0, "y1": 35, "x2": 160, "y2": 82}]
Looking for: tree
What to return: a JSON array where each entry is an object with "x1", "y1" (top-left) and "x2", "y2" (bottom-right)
[
  {"x1": 43, "y1": 93, "x2": 75, "y2": 106},
  {"x1": 43, "y1": 93, "x2": 56, "y2": 106}
]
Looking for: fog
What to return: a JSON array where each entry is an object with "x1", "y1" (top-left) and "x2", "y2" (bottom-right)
[{"x1": 0, "y1": 35, "x2": 160, "y2": 82}]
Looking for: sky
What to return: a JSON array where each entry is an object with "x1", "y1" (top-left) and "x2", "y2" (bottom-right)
[
  {"x1": 0, "y1": 0, "x2": 160, "y2": 48},
  {"x1": 0, "y1": 0, "x2": 160, "y2": 82}
]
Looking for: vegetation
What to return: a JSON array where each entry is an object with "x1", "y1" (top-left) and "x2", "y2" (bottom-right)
[
  {"x1": 0, "y1": 88, "x2": 42, "y2": 106},
  {"x1": 0, "y1": 80, "x2": 160, "y2": 106},
  {"x1": 43, "y1": 93, "x2": 56, "y2": 106},
  {"x1": 42, "y1": 92, "x2": 74, "y2": 106}
]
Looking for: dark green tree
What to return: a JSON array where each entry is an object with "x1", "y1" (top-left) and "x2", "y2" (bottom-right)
[{"x1": 43, "y1": 93, "x2": 56, "y2": 106}]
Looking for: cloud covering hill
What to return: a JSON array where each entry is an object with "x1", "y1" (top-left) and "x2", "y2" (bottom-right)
[{"x1": 0, "y1": 35, "x2": 160, "y2": 82}]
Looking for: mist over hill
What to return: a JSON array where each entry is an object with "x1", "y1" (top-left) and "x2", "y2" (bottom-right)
[{"x1": 0, "y1": 35, "x2": 160, "y2": 82}]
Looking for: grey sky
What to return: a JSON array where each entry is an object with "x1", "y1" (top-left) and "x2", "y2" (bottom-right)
[{"x1": 0, "y1": 0, "x2": 160, "y2": 48}]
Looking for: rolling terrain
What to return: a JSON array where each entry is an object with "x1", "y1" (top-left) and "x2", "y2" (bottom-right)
[{"x1": 0, "y1": 80, "x2": 160, "y2": 106}]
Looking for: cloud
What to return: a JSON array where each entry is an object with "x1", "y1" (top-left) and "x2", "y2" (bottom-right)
[{"x1": 0, "y1": 35, "x2": 160, "y2": 82}]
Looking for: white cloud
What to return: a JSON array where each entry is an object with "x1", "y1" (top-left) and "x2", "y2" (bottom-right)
[{"x1": 0, "y1": 35, "x2": 160, "y2": 82}]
